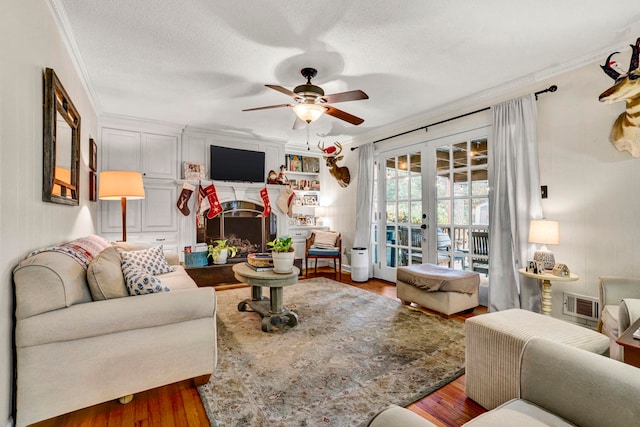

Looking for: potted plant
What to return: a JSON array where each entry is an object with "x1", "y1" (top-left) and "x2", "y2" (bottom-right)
[
  {"x1": 267, "y1": 236, "x2": 295, "y2": 273},
  {"x1": 208, "y1": 239, "x2": 238, "y2": 265}
]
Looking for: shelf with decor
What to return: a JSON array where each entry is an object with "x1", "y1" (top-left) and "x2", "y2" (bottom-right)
[{"x1": 283, "y1": 152, "x2": 324, "y2": 230}]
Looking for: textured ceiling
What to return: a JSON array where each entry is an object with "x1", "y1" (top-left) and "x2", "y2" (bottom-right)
[{"x1": 57, "y1": 0, "x2": 640, "y2": 146}]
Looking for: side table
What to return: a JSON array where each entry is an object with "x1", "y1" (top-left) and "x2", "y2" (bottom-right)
[
  {"x1": 518, "y1": 268, "x2": 578, "y2": 316},
  {"x1": 232, "y1": 263, "x2": 299, "y2": 332}
]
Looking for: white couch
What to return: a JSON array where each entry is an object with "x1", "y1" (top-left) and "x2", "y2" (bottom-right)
[
  {"x1": 368, "y1": 337, "x2": 640, "y2": 427},
  {"x1": 12, "y1": 238, "x2": 217, "y2": 426}
]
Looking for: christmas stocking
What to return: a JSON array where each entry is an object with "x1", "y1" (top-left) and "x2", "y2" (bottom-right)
[
  {"x1": 196, "y1": 183, "x2": 209, "y2": 228},
  {"x1": 276, "y1": 187, "x2": 295, "y2": 218},
  {"x1": 260, "y1": 187, "x2": 271, "y2": 217},
  {"x1": 204, "y1": 184, "x2": 222, "y2": 219},
  {"x1": 176, "y1": 182, "x2": 195, "y2": 216}
]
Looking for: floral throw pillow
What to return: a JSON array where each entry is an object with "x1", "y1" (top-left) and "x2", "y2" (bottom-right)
[
  {"x1": 119, "y1": 245, "x2": 174, "y2": 275},
  {"x1": 122, "y1": 262, "x2": 171, "y2": 295}
]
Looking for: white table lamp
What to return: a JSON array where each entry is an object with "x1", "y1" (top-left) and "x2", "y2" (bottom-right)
[
  {"x1": 528, "y1": 219, "x2": 559, "y2": 270},
  {"x1": 99, "y1": 170, "x2": 145, "y2": 242}
]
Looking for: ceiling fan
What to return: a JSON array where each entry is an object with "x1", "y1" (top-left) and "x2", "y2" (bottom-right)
[{"x1": 242, "y1": 67, "x2": 369, "y2": 128}]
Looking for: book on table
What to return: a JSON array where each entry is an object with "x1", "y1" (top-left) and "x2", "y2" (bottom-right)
[{"x1": 245, "y1": 262, "x2": 273, "y2": 272}]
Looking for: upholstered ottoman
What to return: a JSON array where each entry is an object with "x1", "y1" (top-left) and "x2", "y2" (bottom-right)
[
  {"x1": 396, "y1": 263, "x2": 479, "y2": 317},
  {"x1": 465, "y1": 308, "x2": 610, "y2": 410}
]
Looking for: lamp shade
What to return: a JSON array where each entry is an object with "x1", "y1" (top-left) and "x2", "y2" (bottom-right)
[
  {"x1": 528, "y1": 219, "x2": 559, "y2": 245},
  {"x1": 293, "y1": 103, "x2": 326, "y2": 123},
  {"x1": 98, "y1": 171, "x2": 145, "y2": 200}
]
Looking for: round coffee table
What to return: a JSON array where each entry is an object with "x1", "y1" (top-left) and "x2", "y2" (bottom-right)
[{"x1": 232, "y1": 263, "x2": 300, "y2": 332}]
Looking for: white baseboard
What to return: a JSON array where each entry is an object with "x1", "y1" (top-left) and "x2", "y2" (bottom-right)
[{"x1": 5, "y1": 416, "x2": 14, "y2": 427}]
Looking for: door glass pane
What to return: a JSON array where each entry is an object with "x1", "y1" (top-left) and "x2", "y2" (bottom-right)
[
  {"x1": 410, "y1": 175, "x2": 421, "y2": 199},
  {"x1": 397, "y1": 177, "x2": 409, "y2": 199},
  {"x1": 411, "y1": 227, "x2": 422, "y2": 249},
  {"x1": 437, "y1": 200, "x2": 450, "y2": 225},
  {"x1": 386, "y1": 202, "x2": 396, "y2": 222},
  {"x1": 398, "y1": 226, "x2": 409, "y2": 246},
  {"x1": 453, "y1": 142, "x2": 468, "y2": 168},
  {"x1": 471, "y1": 169, "x2": 489, "y2": 196},
  {"x1": 410, "y1": 201, "x2": 421, "y2": 225},
  {"x1": 453, "y1": 172, "x2": 468, "y2": 196},
  {"x1": 397, "y1": 202, "x2": 409, "y2": 223},
  {"x1": 397, "y1": 248, "x2": 408, "y2": 266},
  {"x1": 397, "y1": 155, "x2": 409, "y2": 176},
  {"x1": 386, "y1": 226, "x2": 396, "y2": 267},
  {"x1": 437, "y1": 174, "x2": 450, "y2": 197},
  {"x1": 471, "y1": 138, "x2": 488, "y2": 166},
  {"x1": 472, "y1": 197, "x2": 489, "y2": 225},
  {"x1": 409, "y1": 153, "x2": 421, "y2": 173},
  {"x1": 453, "y1": 199, "x2": 469, "y2": 225},
  {"x1": 436, "y1": 147, "x2": 450, "y2": 171}
]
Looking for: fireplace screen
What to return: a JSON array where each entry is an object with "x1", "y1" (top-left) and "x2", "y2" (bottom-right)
[{"x1": 197, "y1": 201, "x2": 275, "y2": 257}]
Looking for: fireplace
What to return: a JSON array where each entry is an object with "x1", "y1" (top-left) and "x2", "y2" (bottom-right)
[{"x1": 197, "y1": 200, "x2": 276, "y2": 257}]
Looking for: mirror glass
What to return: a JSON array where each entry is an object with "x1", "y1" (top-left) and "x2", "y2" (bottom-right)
[{"x1": 43, "y1": 68, "x2": 80, "y2": 205}]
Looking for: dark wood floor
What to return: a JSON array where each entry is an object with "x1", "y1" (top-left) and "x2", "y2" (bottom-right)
[{"x1": 33, "y1": 268, "x2": 486, "y2": 427}]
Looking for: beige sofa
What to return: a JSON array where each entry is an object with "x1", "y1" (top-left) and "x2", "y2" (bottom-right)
[
  {"x1": 368, "y1": 337, "x2": 640, "y2": 427},
  {"x1": 13, "y1": 238, "x2": 217, "y2": 427}
]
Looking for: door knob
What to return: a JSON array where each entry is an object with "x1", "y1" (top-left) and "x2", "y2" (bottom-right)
[{"x1": 420, "y1": 224, "x2": 427, "y2": 229}]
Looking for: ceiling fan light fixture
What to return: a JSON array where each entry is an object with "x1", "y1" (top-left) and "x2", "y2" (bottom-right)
[{"x1": 293, "y1": 103, "x2": 326, "y2": 123}]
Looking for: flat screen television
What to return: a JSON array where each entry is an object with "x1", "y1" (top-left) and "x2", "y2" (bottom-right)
[{"x1": 209, "y1": 145, "x2": 265, "y2": 183}]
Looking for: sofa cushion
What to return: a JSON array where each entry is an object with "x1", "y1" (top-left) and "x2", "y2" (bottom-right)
[
  {"x1": 86, "y1": 246, "x2": 128, "y2": 300},
  {"x1": 27, "y1": 234, "x2": 111, "y2": 269},
  {"x1": 601, "y1": 304, "x2": 619, "y2": 337},
  {"x1": 120, "y1": 245, "x2": 174, "y2": 275},
  {"x1": 122, "y1": 262, "x2": 171, "y2": 295},
  {"x1": 157, "y1": 265, "x2": 198, "y2": 290},
  {"x1": 463, "y1": 399, "x2": 574, "y2": 426}
]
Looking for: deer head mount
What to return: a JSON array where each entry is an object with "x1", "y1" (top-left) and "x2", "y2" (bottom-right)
[
  {"x1": 599, "y1": 37, "x2": 640, "y2": 157},
  {"x1": 318, "y1": 141, "x2": 350, "y2": 188}
]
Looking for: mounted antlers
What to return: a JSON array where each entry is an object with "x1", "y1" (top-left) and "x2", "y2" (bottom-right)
[
  {"x1": 318, "y1": 141, "x2": 351, "y2": 188},
  {"x1": 599, "y1": 37, "x2": 640, "y2": 157}
]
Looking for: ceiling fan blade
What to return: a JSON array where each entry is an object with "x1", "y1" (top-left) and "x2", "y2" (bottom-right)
[
  {"x1": 265, "y1": 84, "x2": 299, "y2": 98},
  {"x1": 322, "y1": 90, "x2": 369, "y2": 104},
  {"x1": 293, "y1": 116, "x2": 306, "y2": 130},
  {"x1": 325, "y1": 106, "x2": 365, "y2": 125},
  {"x1": 242, "y1": 103, "x2": 293, "y2": 112}
]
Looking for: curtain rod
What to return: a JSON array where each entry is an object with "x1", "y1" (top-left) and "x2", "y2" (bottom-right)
[{"x1": 350, "y1": 85, "x2": 558, "y2": 151}]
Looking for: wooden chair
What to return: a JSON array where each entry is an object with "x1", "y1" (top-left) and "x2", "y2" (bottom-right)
[
  {"x1": 471, "y1": 230, "x2": 489, "y2": 274},
  {"x1": 305, "y1": 231, "x2": 342, "y2": 279}
]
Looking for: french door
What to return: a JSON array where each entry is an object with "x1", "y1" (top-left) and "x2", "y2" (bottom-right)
[{"x1": 373, "y1": 127, "x2": 490, "y2": 282}]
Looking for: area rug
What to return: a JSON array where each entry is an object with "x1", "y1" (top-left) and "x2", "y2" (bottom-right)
[{"x1": 198, "y1": 277, "x2": 466, "y2": 427}]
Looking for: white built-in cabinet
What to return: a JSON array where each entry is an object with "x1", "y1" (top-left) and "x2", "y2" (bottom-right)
[{"x1": 99, "y1": 123, "x2": 181, "y2": 252}]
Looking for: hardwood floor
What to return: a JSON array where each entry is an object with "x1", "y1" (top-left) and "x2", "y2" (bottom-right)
[{"x1": 33, "y1": 269, "x2": 486, "y2": 426}]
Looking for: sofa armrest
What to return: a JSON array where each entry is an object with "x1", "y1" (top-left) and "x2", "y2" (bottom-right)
[
  {"x1": 519, "y1": 337, "x2": 640, "y2": 427},
  {"x1": 367, "y1": 405, "x2": 437, "y2": 427},
  {"x1": 17, "y1": 287, "x2": 216, "y2": 348},
  {"x1": 619, "y1": 298, "x2": 640, "y2": 334},
  {"x1": 599, "y1": 276, "x2": 640, "y2": 307}
]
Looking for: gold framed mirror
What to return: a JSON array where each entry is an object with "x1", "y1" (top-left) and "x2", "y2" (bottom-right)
[{"x1": 43, "y1": 68, "x2": 81, "y2": 205}]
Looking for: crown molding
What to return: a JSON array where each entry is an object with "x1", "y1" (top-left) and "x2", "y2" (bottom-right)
[{"x1": 47, "y1": 0, "x2": 101, "y2": 115}]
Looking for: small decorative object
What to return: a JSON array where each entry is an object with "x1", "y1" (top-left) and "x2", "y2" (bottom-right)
[
  {"x1": 89, "y1": 171, "x2": 97, "y2": 202},
  {"x1": 552, "y1": 263, "x2": 570, "y2": 277},
  {"x1": 599, "y1": 37, "x2": 640, "y2": 158},
  {"x1": 287, "y1": 155, "x2": 302, "y2": 172},
  {"x1": 536, "y1": 262, "x2": 545, "y2": 275},
  {"x1": 267, "y1": 236, "x2": 295, "y2": 273},
  {"x1": 89, "y1": 138, "x2": 97, "y2": 171},
  {"x1": 302, "y1": 156, "x2": 320, "y2": 173},
  {"x1": 277, "y1": 165, "x2": 288, "y2": 184},
  {"x1": 318, "y1": 141, "x2": 350, "y2": 187},
  {"x1": 267, "y1": 170, "x2": 278, "y2": 184},
  {"x1": 208, "y1": 239, "x2": 238, "y2": 265},
  {"x1": 247, "y1": 253, "x2": 273, "y2": 268},
  {"x1": 528, "y1": 219, "x2": 559, "y2": 270},
  {"x1": 183, "y1": 162, "x2": 205, "y2": 180},
  {"x1": 526, "y1": 260, "x2": 536, "y2": 273}
]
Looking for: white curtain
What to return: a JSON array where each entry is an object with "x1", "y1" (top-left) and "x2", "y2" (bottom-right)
[
  {"x1": 354, "y1": 143, "x2": 374, "y2": 278},
  {"x1": 488, "y1": 94, "x2": 543, "y2": 312}
]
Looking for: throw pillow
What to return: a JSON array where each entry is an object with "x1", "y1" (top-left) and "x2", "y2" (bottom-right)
[
  {"x1": 122, "y1": 262, "x2": 171, "y2": 295},
  {"x1": 313, "y1": 231, "x2": 339, "y2": 249},
  {"x1": 119, "y1": 245, "x2": 174, "y2": 275},
  {"x1": 86, "y1": 246, "x2": 128, "y2": 300}
]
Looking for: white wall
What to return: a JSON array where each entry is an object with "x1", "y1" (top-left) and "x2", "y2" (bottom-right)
[
  {"x1": 340, "y1": 57, "x2": 636, "y2": 322},
  {"x1": 0, "y1": 1, "x2": 98, "y2": 423}
]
